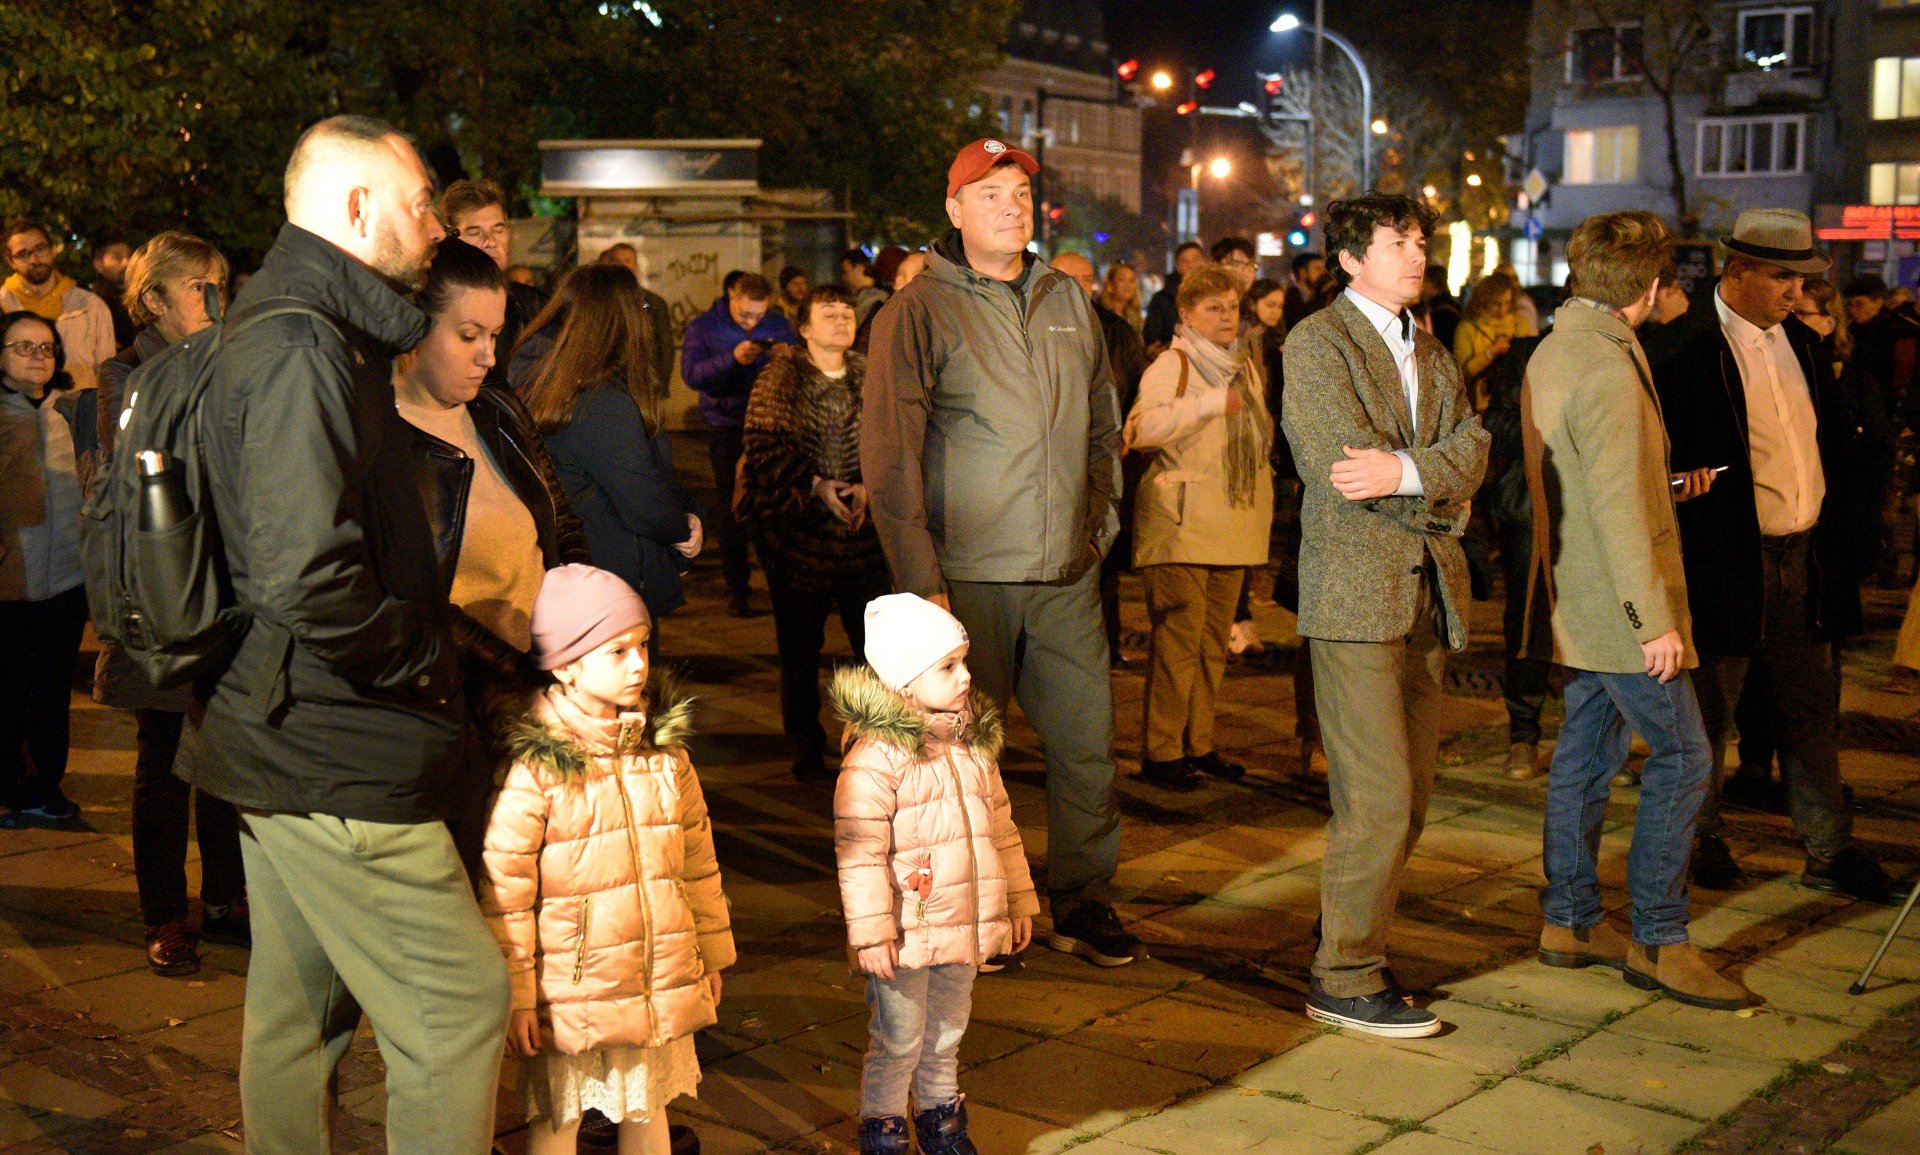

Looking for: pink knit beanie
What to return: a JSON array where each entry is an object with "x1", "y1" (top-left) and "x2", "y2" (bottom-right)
[{"x1": 530, "y1": 564, "x2": 652, "y2": 670}]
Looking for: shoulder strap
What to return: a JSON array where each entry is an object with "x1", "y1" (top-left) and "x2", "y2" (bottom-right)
[
  {"x1": 222, "y1": 295, "x2": 346, "y2": 346},
  {"x1": 1172, "y1": 349, "x2": 1190, "y2": 399}
]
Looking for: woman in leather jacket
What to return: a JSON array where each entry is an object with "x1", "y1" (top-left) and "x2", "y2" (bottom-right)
[{"x1": 397, "y1": 240, "x2": 588, "y2": 866}]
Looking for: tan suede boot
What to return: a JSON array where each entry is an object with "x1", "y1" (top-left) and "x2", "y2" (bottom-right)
[
  {"x1": 1538, "y1": 921, "x2": 1628, "y2": 970},
  {"x1": 1624, "y1": 941, "x2": 1755, "y2": 1010}
]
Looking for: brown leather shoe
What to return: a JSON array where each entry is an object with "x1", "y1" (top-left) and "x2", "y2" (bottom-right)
[
  {"x1": 1505, "y1": 742, "x2": 1542, "y2": 781},
  {"x1": 145, "y1": 921, "x2": 201, "y2": 977},
  {"x1": 1624, "y1": 941, "x2": 1754, "y2": 1010},
  {"x1": 1539, "y1": 921, "x2": 1628, "y2": 970}
]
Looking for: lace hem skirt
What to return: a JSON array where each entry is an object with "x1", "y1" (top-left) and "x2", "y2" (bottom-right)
[{"x1": 522, "y1": 1035, "x2": 701, "y2": 1129}]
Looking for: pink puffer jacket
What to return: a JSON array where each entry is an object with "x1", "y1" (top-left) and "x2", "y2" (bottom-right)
[
  {"x1": 830, "y1": 666, "x2": 1039, "y2": 969},
  {"x1": 480, "y1": 682, "x2": 735, "y2": 1055}
]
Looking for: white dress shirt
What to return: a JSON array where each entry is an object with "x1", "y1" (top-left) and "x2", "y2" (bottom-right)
[
  {"x1": 1713, "y1": 289, "x2": 1825, "y2": 535},
  {"x1": 1342, "y1": 287, "x2": 1424, "y2": 496}
]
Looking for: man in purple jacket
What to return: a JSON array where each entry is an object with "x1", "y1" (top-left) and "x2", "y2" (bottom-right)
[{"x1": 680, "y1": 272, "x2": 797, "y2": 615}]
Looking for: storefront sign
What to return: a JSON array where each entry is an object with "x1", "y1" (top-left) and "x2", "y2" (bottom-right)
[{"x1": 1814, "y1": 204, "x2": 1920, "y2": 242}]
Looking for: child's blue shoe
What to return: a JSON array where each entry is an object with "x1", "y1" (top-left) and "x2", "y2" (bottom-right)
[
  {"x1": 858, "y1": 1114, "x2": 910, "y2": 1155},
  {"x1": 913, "y1": 1095, "x2": 979, "y2": 1155}
]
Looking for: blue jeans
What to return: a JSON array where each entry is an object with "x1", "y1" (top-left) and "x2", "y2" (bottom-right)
[
  {"x1": 1542, "y1": 667, "x2": 1711, "y2": 946},
  {"x1": 861, "y1": 964, "x2": 976, "y2": 1117}
]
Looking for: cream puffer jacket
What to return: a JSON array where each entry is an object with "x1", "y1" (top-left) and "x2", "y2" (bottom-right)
[
  {"x1": 830, "y1": 666, "x2": 1039, "y2": 970},
  {"x1": 480, "y1": 680, "x2": 735, "y2": 1055}
]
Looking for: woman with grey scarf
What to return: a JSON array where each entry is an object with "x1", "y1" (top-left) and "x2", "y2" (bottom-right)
[{"x1": 1124, "y1": 264, "x2": 1275, "y2": 792}]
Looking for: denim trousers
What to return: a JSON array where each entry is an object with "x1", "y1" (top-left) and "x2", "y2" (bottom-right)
[
  {"x1": 1543, "y1": 666, "x2": 1711, "y2": 945},
  {"x1": 861, "y1": 963, "x2": 976, "y2": 1118}
]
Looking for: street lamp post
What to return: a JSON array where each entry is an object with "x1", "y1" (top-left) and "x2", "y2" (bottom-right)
[{"x1": 1271, "y1": 12, "x2": 1373, "y2": 193}]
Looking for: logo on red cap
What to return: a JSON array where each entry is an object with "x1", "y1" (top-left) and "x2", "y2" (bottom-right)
[{"x1": 984, "y1": 139, "x2": 1007, "y2": 155}]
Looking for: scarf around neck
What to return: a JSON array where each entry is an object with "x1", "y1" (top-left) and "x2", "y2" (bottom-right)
[{"x1": 1172, "y1": 324, "x2": 1271, "y2": 508}]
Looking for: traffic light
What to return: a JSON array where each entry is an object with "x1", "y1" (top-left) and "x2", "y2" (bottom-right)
[
  {"x1": 1264, "y1": 76, "x2": 1284, "y2": 96},
  {"x1": 1175, "y1": 99, "x2": 1199, "y2": 116},
  {"x1": 1194, "y1": 69, "x2": 1216, "y2": 90},
  {"x1": 1047, "y1": 206, "x2": 1067, "y2": 222},
  {"x1": 1117, "y1": 59, "x2": 1140, "y2": 82},
  {"x1": 1299, "y1": 211, "x2": 1316, "y2": 230}
]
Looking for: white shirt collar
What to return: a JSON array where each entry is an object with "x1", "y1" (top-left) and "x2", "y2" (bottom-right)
[
  {"x1": 1714, "y1": 285, "x2": 1775, "y2": 347},
  {"x1": 1344, "y1": 286, "x2": 1409, "y2": 345}
]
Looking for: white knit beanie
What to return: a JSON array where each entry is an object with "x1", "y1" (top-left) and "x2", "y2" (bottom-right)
[{"x1": 863, "y1": 593, "x2": 970, "y2": 692}]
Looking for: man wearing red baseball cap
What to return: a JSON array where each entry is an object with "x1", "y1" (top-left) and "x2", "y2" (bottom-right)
[{"x1": 862, "y1": 138, "x2": 1137, "y2": 983}]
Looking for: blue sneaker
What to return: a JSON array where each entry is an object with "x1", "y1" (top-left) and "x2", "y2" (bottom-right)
[{"x1": 1306, "y1": 985, "x2": 1442, "y2": 1038}]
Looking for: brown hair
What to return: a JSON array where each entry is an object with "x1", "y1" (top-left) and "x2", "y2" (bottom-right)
[
  {"x1": 439, "y1": 178, "x2": 508, "y2": 227},
  {"x1": 1325, "y1": 194, "x2": 1436, "y2": 285},
  {"x1": 731, "y1": 273, "x2": 773, "y2": 301},
  {"x1": 797, "y1": 284, "x2": 855, "y2": 331},
  {"x1": 1176, "y1": 264, "x2": 1243, "y2": 312},
  {"x1": 123, "y1": 231, "x2": 230, "y2": 326},
  {"x1": 1460, "y1": 274, "x2": 1517, "y2": 326},
  {"x1": 1800, "y1": 276, "x2": 1851, "y2": 360},
  {"x1": 519, "y1": 265, "x2": 661, "y2": 437},
  {"x1": 1566, "y1": 211, "x2": 1672, "y2": 308}
]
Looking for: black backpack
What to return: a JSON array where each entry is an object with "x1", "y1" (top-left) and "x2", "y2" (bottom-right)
[{"x1": 79, "y1": 297, "x2": 339, "y2": 689}]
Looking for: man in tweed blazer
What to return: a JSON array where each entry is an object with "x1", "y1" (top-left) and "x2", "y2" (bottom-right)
[{"x1": 1281, "y1": 194, "x2": 1488, "y2": 1039}]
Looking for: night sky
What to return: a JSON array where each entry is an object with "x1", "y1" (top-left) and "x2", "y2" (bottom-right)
[{"x1": 1103, "y1": 0, "x2": 1341, "y2": 105}]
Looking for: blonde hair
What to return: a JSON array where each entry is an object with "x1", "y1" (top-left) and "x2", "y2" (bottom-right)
[
  {"x1": 124, "y1": 231, "x2": 229, "y2": 327},
  {"x1": 1567, "y1": 211, "x2": 1672, "y2": 309},
  {"x1": 1800, "y1": 277, "x2": 1852, "y2": 360},
  {"x1": 1176, "y1": 263, "x2": 1242, "y2": 312}
]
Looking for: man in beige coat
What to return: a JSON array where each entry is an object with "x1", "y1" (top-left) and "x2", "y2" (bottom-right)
[
  {"x1": 1521, "y1": 210, "x2": 1753, "y2": 1010},
  {"x1": 1281, "y1": 194, "x2": 1488, "y2": 1038}
]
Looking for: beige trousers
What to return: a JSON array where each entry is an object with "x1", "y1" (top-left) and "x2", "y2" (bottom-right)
[
  {"x1": 1141, "y1": 564, "x2": 1242, "y2": 763},
  {"x1": 1308, "y1": 582, "x2": 1447, "y2": 998},
  {"x1": 1897, "y1": 497, "x2": 1920, "y2": 672}
]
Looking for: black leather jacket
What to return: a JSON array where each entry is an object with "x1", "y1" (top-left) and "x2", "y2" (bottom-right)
[{"x1": 409, "y1": 382, "x2": 590, "y2": 682}]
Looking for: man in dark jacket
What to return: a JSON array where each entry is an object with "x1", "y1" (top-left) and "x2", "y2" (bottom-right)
[
  {"x1": 865, "y1": 138, "x2": 1136, "y2": 970},
  {"x1": 1646, "y1": 209, "x2": 1905, "y2": 905},
  {"x1": 1144, "y1": 240, "x2": 1204, "y2": 354},
  {"x1": 680, "y1": 272, "x2": 797, "y2": 615},
  {"x1": 1052, "y1": 252, "x2": 1148, "y2": 662},
  {"x1": 184, "y1": 116, "x2": 509, "y2": 1155}
]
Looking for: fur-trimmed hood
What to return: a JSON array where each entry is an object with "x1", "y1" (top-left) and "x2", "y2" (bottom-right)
[
  {"x1": 828, "y1": 664, "x2": 1002, "y2": 760},
  {"x1": 505, "y1": 671, "x2": 695, "y2": 779}
]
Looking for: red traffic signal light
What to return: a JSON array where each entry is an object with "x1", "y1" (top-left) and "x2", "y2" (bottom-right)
[
  {"x1": 1264, "y1": 77, "x2": 1284, "y2": 96},
  {"x1": 1117, "y1": 59, "x2": 1140, "y2": 81},
  {"x1": 1175, "y1": 100, "x2": 1199, "y2": 116},
  {"x1": 1299, "y1": 211, "x2": 1316, "y2": 229},
  {"x1": 1046, "y1": 206, "x2": 1067, "y2": 221},
  {"x1": 1194, "y1": 69, "x2": 1216, "y2": 90}
]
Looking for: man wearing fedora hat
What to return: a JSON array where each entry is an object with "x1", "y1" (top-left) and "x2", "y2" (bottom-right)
[{"x1": 1646, "y1": 208, "x2": 1905, "y2": 904}]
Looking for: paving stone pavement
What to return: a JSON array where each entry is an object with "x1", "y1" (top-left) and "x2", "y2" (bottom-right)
[{"x1": 2, "y1": 456, "x2": 1917, "y2": 1153}]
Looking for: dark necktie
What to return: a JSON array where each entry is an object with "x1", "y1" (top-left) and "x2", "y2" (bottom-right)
[{"x1": 1397, "y1": 310, "x2": 1413, "y2": 344}]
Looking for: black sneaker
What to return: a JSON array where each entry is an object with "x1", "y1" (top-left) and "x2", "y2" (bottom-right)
[
  {"x1": 1138, "y1": 757, "x2": 1203, "y2": 791},
  {"x1": 1188, "y1": 750, "x2": 1246, "y2": 782},
  {"x1": 1802, "y1": 847, "x2": 1912, "y2": 905},
  {"x1": 1306, "y1": 985, "x2": 1442, "y2": 1038},
  {"x1": 1722, "y1": 775, "x2": 1788, "y2": 815},
  {"x1": 1690, "y1": 833, "x2": 1746, "y2": 890},
  {"x1": 201, "y1": 900, "x2": 252, "y2": 949},
  {"x1": 13, "y1": 791, "x2": 78, "y2": 823},
  {"x1": 727, "y1": 592, "x2": 755, "y2": 618},
  {"x1": 1049, "y1": 901, "x2": 1140, "y2": 967}
]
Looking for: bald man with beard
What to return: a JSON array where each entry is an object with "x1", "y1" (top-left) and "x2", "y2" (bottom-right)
[{"x1": 182, "y1": 115, "x2": 511, "y2": 1154}]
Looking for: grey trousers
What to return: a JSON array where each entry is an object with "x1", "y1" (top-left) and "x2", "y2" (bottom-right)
[
  {"x1": 238, "y1": 810, "x2": 510, "y2": 1155},
  {"x1": 1308, "y1": 583, "x2": 1446, "y2": 998},
  {"x1": 948, "y1": 565, "x2": 1119, "y2": 908},
  {"x1": 861, "y1": 963, "x2": 976, "y2": 1117}
]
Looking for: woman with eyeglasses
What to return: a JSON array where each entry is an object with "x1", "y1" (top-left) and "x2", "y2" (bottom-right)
[
  {"x1": 0, "y1": 311, "x2": 88, "y2": 826},
  {"x1": 91, "y1": 231, "x2": 249, "y2": 976}
]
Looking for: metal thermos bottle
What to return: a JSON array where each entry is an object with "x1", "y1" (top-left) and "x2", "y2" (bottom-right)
[{"x1": 136, "y1": 450, "x2": 190, "y2": 532}]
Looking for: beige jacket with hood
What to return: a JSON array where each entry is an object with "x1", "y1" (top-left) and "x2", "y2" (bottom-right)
[
  {"x1": 830, "y1": 666, "x2": 1039, "y2": 970},
  {"x1": 480, "y1": 679, "x2": 735, "y2": 1055}
]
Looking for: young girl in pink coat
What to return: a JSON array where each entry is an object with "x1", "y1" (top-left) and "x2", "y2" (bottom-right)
[
  {"x1": 481, "y1": 564, "x2": 735, "y2": 1155},
  {"x1": 832, "y1": 593, "x2": 1039, "y2": 1155}
]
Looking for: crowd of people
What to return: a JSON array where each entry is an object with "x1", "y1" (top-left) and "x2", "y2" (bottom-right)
[{"x1": 1, "y1": 112, "x2": 1918, "y2": 1154}]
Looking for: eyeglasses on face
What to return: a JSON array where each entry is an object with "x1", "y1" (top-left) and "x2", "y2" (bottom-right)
[
  {"x1": 3, "y1": 340, "x2": 56, "y2": 359},
  {"x1": 8, "y1": 241, "x2": 54, "y2": 262}
]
